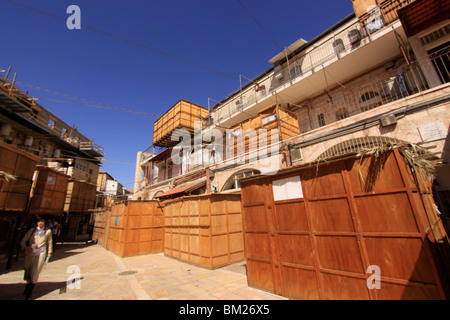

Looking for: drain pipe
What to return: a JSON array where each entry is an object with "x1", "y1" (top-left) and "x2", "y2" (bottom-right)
[
  {"x1": 206, "y1": 167, "x2": 211, "y2": 194},
  {"x1": 282, "y1": 144, "x2": 291, "y2": 167}
]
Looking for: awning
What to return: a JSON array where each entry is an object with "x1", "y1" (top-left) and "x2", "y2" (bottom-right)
[
  {"x1": 154, "y1": 180, "x2": 206, "y2": 200},
  {"x1": 146, "y1": 148, "x2": 172, "y2": 163}
]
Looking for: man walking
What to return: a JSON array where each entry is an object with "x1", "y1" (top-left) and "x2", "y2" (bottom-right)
[{"x1": 20, "y1": 218, "x2": 53, "y2": 300}]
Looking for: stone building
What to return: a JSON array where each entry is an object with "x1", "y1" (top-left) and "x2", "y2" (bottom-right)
[
  {"x1": 134, "y1": 0, "x2": 449, "y2": 225},
  {"x1": 0, "y1": 67, "x2": 104, "y2": 264}
]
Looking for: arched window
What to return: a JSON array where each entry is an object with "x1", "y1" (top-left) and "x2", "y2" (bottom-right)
[
  {"x1": 359, "y1": 91, "x2": 382, "y2": 112},
  {"x1": 336, "y1": 108, "x2": 349, "y2": 120},
  {"x1": 290, "y1": 65, "x2": 302, "y2": 78},
  {"x1": 332, "y1": 38, "x2": 345, "y2": 55},
  {"x1": 222, "y1": 169, "x2": 260, "y2": 191},
  {"x1": 152, "y1": 190, "x2": 164, "y2": 200}
]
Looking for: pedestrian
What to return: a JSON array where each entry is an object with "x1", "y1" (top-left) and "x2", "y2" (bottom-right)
[
  {"x1": 20, "y1": 217, "x2": 53, "y2": 300},
  {"x1": 49, "y1": 218, "x2": 59, "y2": 250}
]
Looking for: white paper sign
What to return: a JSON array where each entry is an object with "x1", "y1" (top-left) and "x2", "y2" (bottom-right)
[
  {"x1": 272, "y1": 175, "x2": 303, "y2": 201},
  {"x1": 417, "y1": 120, "x2": 447, "y2": 142}
]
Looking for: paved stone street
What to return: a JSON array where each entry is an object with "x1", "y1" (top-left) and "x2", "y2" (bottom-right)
[{"x1": 0, "y1": 243, "x2": 287, "y2": 300}]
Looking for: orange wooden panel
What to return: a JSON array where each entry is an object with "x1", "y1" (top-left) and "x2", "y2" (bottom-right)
[
  {"x1": 322, "y1": 274, "x2": 370, "y2": 300},
  {"x1": 246, "y1": 260, "x2": 275, "y2": 293},
  {"x1": 240, "y1": 180, "x2": 267, "y2": 205},
  {"x1": 242, "y1": 205, "x2": 267, "y2": 232},
  {"x1": 244, "y1": 233, "x2": 271, "y2": 261},
  {"x1": 309, "y1": 198, "x2": 355, "y2": 232},
  {"x1": 356, "y1": 193, "x2": 420, "y2": 233},
  {"x1": 282, "y1": 267, "x2": 320, "y2": 300},
  {"x1": 229, "y1": 232, "x2": 244, "y2": 253},
  {"x1": 365, "y1": 237, "x2": 438, "y2": 284},
  {"x1": 346, "y1": 152, "x2": 405, "y2": 193},
  {"x1": 301, "y1": 165, "x2": 346, "y2": 197},
  {"x1": 316, "y1": 236, "x2": 365, "y2": 274},
  {"x1": 278, "y1": 234, "x2": 314, "y2": 266},
  {"x1": 274, "y1": 201, "x2": 308, "y2": 232}
]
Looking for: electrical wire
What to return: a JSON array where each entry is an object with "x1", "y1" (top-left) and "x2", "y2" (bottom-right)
[
  {"x1": 4, "y1": 0, "x2": 239, "y2": 80},
  {"x1": 37, "y1": 98, "x2": 160, "y2": 118},
  {"x1": 236, "y1": 0, "x2": 283, "y2": 52},
  {"x1": 16, "y1": 81, "x2": 161, "y2": 117}
]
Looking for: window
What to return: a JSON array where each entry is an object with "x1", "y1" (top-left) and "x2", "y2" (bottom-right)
[
  {"x1": 332, "y1": 39, "x2": 345, "y2": 55},
  {"x1": 360, "y1": 91, "x2": 379, "y2": 102},
  {"x1": 336, "y1": 108, "x2": 349, "y2": 121},
  {"x1": 318, "y1": 113, "x2": 326, "y2": 127},
  {"x1": 48, "y1": 118, "x2": 56, "y2": 129},
  {"x1": 360, "y1": 91, "x2": 382, "y2": 112},
  {"x1": 290, "y1": 65, "x2": 302, "y2": 78},
  {"x1": 420, "y1": 25, "x2": 450, "y2": 46},
  {"x1": 262, "y1": 114, "x2": 277, "y2": 125},
  {"x1": 30, "y1": 107, "x2": 40, "y2": 119},
  {"x1": 230, "y1": 128, "x2": 241, "y2": 138},
  {"x1": 223, "y1": 169, "x2": 260, "y2": 190}
]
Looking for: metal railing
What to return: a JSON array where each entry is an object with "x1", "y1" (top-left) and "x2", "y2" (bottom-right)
[
  {"x1": 146, "y1": 47, "x2": 450, "y2": 188},
  {"x1": 297, "y1": 47, "x2": 449, "y2": 132},
  {"x1": 0, "y1": 69, "x2": 35, "y2": 111},
  {"x1": 0, "y1": 70, "x2": 104, "y2": 156},
  {"x1": 80, "y1": 141, "x2": 105, "y2": 156},
  {"x1": 359, "y1": 0, "x2": 413, "y2": 34}
]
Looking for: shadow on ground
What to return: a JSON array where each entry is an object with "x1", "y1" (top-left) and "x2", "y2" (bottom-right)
[
  {"x1": 0, "y1": 242, "x2": 95, "y2": 275},
  {"x1": 0, "y1": 281, "x2": 68, "y2": 300}
]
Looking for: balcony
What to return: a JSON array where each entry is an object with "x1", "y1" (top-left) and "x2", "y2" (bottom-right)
[
  {"x1": 0, "y1": 73, "x2": 34, "y2": 113},
  {"x1": 293, "y1": 46, "x2": 449, "y2": 140},
  {"x1": 80, "y1": 141, "x2": 105, "y2": 158},
  {"x1": 206, "y1": 0, "x2": 415, "y2": 132}
]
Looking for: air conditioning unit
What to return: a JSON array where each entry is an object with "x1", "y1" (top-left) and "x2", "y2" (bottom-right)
[
  {"x1": 289, "y1": 146, "x2": 303, "y2": 162},
  {"x1": 380, "y1": 114, "x2": 397, "y2": 127},
  {"x1": 274, "y1": 65, "x2": 283, "y2": 80}
]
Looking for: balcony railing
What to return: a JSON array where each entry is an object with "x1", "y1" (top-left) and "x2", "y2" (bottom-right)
[
  {"x1": 207, "y1": 0, "x2": 414, "y2": 129},
  {"x1": 148, "y1": 48, "x2": 449, "y2": 187},
  {"x1": 359, "y1": 0, "x2": 414, "y2": 35},
  {"x1": 0, "y1": 70, "x2": 104, "y2": 157},
  {"x1": 0, "y1": 71, "x2": 35, "y2": 113},
  {"x1": 80, "y1": 141, "x2": 105, "y2": 157},
  {"x1": 297, "y1": 47, "x2": 449, "y2": 132}
]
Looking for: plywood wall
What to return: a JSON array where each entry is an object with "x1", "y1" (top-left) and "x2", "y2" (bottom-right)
[
  {"x1": 0, "y1": 141, "x2": 40, "y2": 211},
  {"x1": 29, "y1": 166, "x2": 69, "y2": 215},
  {"x1": 153, "y1": 100, "x2": 209, "y2": 147},
  {"x1": 106, "y1": 201, "x2": 164, "y2": 257},
  {"x1": 164, "y1": 193, "x2": 244, "y2": 269},
  {"x1": 240, "y1": 149, "x2": 449, "y2": 300}
]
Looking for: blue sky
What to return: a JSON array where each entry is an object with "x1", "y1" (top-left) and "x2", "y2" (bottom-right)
[{"x1": 1, "y1": 0, "x2": 354, "y2": 189}]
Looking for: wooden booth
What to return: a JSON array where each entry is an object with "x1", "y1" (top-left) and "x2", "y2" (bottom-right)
[
  {"x1": 226, "y1": 104, "x2": 299, "y2": 161},
  {"x1": 163, "y1": 192, "x2": 244, "y2": 269},
  {"x1": 239, "y1": 148, "x2": 449, "y2": 300},
  {"x1": 106, "y1": 201, "x2": 164, "y2": 257},
  {"x1": 0, "y1": 141, "x2": 40, "y2": 211},
  {"x1": 64, "y1": 180, "x2": 97, "y2": 213},
  {"x1": 153, "y1": 100, "x2": 209, "y2": 148},
  {"x1": 29, "y1": 166, "x2": 70, "y2": 216}
]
